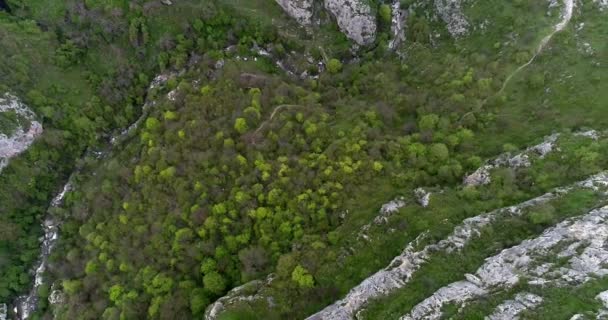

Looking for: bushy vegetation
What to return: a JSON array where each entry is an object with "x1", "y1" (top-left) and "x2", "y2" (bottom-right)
[{"x1": 0, "y1": 0, "x2": 606, "y2": 319}]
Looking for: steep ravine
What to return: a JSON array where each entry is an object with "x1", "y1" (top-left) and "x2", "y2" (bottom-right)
[
  {"x1": 13, "y1": 182, "x2": 72, "y2": 319},
  {"x1": 9, "y1": 42, "x2": 318, "y2": 318},
  {"x1": 8, "y1": 73, "x2": 174, "y2": 319}
]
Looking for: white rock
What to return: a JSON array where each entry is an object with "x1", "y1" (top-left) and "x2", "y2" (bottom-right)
[
  {"x1": 0, "y1": 304, "x2": 6, "y2": 320},
  {"x1": 434, "y1": 0, "x2": 470, "y2": 37},
  {"x1": 48, "y1": 290, "x2": 65, "y2": 305},
  {"x1": 596, "y1": 291, "x2": 608, "y2": 308},
  {"x1": 380, "y1": 197, "x2": 407, "y2": 216},
  {"x1": 275, "y1": 0, "x2": 314, "y2": 25},
  {"x1": 0, "y1": 94, "x2": 43, "y2": 173},
  {"x1": 463, "y1": 133, "x2": 560, "y2": 187},
  {"x1": 358, "y1": 197, "x2": 406, "y2": 240},
  {"x1": 595, "y1": 0, "x2": 608, "y2": 10},
  {"x1": 486, "y1": 293, "x2": 543, "y2": 320},
  {"x1": 205, "y1": 275, "x2": 274, "y2": 320},
  {"x1": 463, "y1": 165, "x2": 493, "y2": 186},
  {"x1": 306, "y1": 234, "x2": 430, "y2": 320},
  {"x1": 574, "y1": 130, "x2": 600, "y2": 140},
  {"x1": 389, "y1": 0, "x2": 407, "y2": 50},
  {"x1": 400, "y1": 205, "x2": 608, "y2": 320},
  {"x1": 414, "y1": 188, "x2": 431, "y2": 207},
  {"x1": 309, "y1": 172, "x2": 608, "y2": 320},
  {"x1": 324, "y1": 0, "x2": 377, "y2": 45}
]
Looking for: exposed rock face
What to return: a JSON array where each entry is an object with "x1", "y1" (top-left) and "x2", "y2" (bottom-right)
[
  {"x1": 204, "y1": 275, "x2": 274, "y2": 320},
  {"x1": 389, "y1": 0, "x2": 407, "y2": 50},
  {"x1": 308, "y1": 172, "x2": 608, "y2": 320},
  {"x1": 0, "y1": 94, "x2": 43, "y2": 173},
  {"x1": 324, "y1": 0, "x2": 377, "y2": 45},
  {"x1": 358, "y1": 196, "x2": 406, "y2": 241},
  {"x1": 434, "y1": 0, "x2": 470, "y2": 37},
  {"x1": 275, "y1": 0, "x2": 314, "y2": 25},
  {"x1": 414, "y1": 188, "x2": 431, "y2": 207},
  {"x1": 0, "y1": 304, "x2": 6, "y2": 320},
  {"x1": 487, "y1": 293, "x2": 543, "y2": 320},
  {"x1": 377, "y1": 197, "x2": 407, "y2": 221},
  {"x1": 274, "y1": 0, "x2": 376, "y2": 45},
  {"x1": 48, "y1": 290, "x2": 65, "y2": 305},
  {"x1": 14, "y1": 182, "x2": 71, "y2": 320},
  {"x1": 306, "y1": 233, "x2": 429, "y2": 320},
  {"x1": 464, "y1": 133, "x2": 561, "y2": 187},
  {"x1": 574, "y1": 130, "x2": 600, "y2": 140},
  {"x1": 400, "y1": 205, "x2": 608, "y2": 320}
]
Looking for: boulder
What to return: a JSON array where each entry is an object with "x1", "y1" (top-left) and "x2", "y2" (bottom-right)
[
  {"x1": 324, "y1": 0, "x2": 377, "y2": 45},
  {"x1": 275, "y1": 0, "x2": 314, "y2": 25}
]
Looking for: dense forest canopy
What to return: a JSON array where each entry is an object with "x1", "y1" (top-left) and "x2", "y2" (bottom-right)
[{"x1": 0, "y1": 0, "x2": 607, "y2": 319}]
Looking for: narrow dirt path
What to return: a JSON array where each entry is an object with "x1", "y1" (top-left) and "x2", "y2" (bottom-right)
[
  {"x1": 252, "y1": 104, "x2": 306, "y2": 135},
  {"x1": 495, "y1": 0, "x2": 574, "y2": 97}
]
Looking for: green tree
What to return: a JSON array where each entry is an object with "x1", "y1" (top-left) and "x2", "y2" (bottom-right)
[
  {"x1": 234, "y1": 117, "x2": 248, "y2": 134},
  {"x1": 429, "y1": 143, "x2": 449, "y2": 163},
  {"x1": 379, "y1": 4, "x2": 392, "y2": 24},
  {"x1": 190, "y1": 288, "x2": 209, "y2": 315},
  {"x1": 203, "y1": 272, "x2": 227, "y2": 294},
  {"x1": 327, "y1": 59, "x2": 343, "y2": 74},
  {"x1": 291, "y1": 265, "x2": 314, "y2": 288}
]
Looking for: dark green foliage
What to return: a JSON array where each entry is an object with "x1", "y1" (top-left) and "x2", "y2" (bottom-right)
[{"x1": 0, "y1": 0, "x2": 606, "y2": 319}]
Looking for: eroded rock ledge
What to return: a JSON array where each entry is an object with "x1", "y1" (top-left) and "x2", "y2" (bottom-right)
[
  {"x1": 307, "y1": 172, "x2": 608, "y2": 320},
  {"x1": 401, "y1": 205, "x2": 608, "y2": 319},
  {"x1": 275, "y1": 0, "x2": 377, "y2": 46},
  {"x1": 275, "y1": 0, "x2": 314, "y2": 25},
  {"x1": 0, "y1": 94, "x2": 42, "y2": 173}
]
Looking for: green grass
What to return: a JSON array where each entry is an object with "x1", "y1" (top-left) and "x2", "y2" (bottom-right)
[
  {"x1": 455, "y1": 273, "x2": 608, "y2": 319},
  {"x1": 0, "y1": 110, "x2": 21, "y2": 135},
  {"x1": 361, "y1": 188, "x2": 602, "y2": 319}
]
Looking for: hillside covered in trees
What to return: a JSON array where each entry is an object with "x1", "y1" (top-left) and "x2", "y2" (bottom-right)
[{"x1": 0, "y1": 0, "x2": 607, "y2": 319}]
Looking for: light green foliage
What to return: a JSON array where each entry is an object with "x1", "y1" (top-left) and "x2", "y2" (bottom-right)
[
  {"x1": 108, "y1": 284, "x2": 123, "y2": 303},
  {"x1": 159, "y1": 166, "x2": 176, "y2": 179},
  {"x1": 373, "y1": 161, "x2": 384, "y2": 172},
  {"x1": 234, "y1": 117, "x2": 248, "y2": 134},
  {"x1": 62, "y1": 280, "x2": 82, "y2": 296},
  {"x1": 291, "y1": 265, "x2": 314, "y2": 288},
  {"x1": 200, "y1": 258, "x2": 218, "y2": 274},
  {"x1": 528, "y1": 204, "x2": 555, "y2": 225},
  {"x1": 85, "y1": 260, "x2": 99, "y2": 275},
  {"x1": 7, "y1": 0, "x2": 606, "y2": 318},
  {"x1": 145, "y1": 117, "x2": 161, "y2": 131},
  {"x1": 379, "y1": 4, "x2": 392, "y2": 24},
  {"x1": 164, "y1": 111, "x2": 177, "y2": 120},
  {"x1": 327, "y1": 59, "x2": 343, "y2": 74}
]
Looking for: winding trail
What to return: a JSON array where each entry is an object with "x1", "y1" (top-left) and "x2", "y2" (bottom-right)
[
  {"x1": 252, "y1": 104, "x2": 307, "y2": 136},
  {"x1": 495, "y1": 0, "x2": 574, "y2": 97}
]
